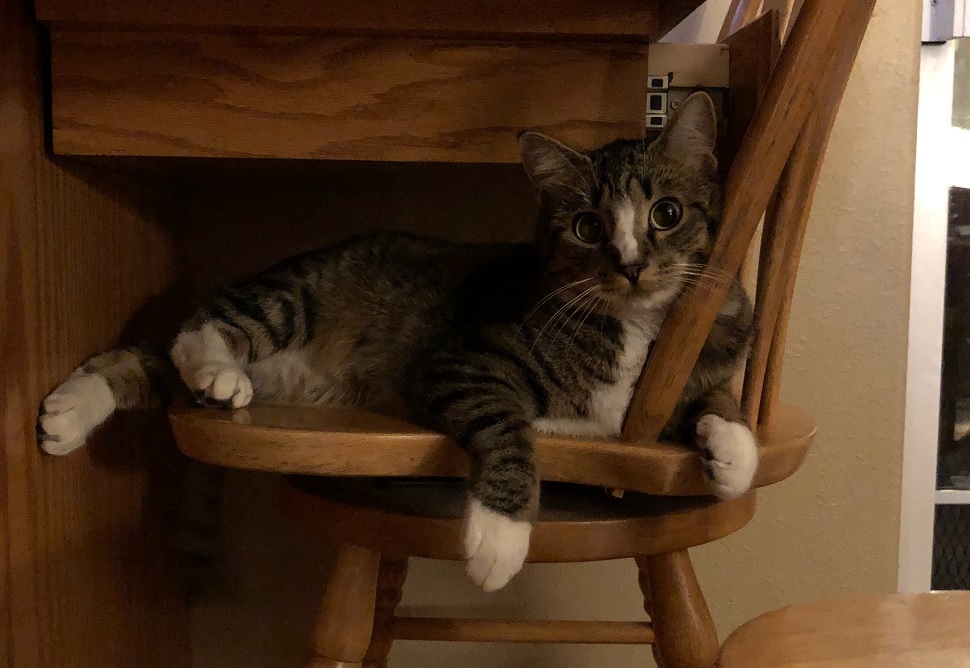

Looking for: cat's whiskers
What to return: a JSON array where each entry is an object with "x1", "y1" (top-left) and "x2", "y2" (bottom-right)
[
  {"x1": 553, "y1": 292, "x2": 595, "y2": 350},
  {"x1": 565, "y1": 294, "x2": 601, "y2": 359},
  {"x1": 676, "y1": 272, "x2": 731, "y2": 286},
  {"x1": 597, "y1": 297, "x2": 608, "y2": 339},
  {"x1": 522, "y1": 277, "x2": 597, "y2": 325},
  {"x1": 530, "y1": 284, "x2": 600, "y2": 352},
  {"x1": 676, "y1": 270, "x2": 732, "y2": 285},
  {"x1": 671, "y1": 263, "x2": 735, "y2": 282},
  {"x1": 548, "y1": 289, "x2": 599, "y2": 349},
  {"x1": 668, "y1": 264, "x2": 734, "y2": 290}
]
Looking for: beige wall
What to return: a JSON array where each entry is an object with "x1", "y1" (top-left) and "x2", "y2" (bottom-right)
[{"x1": 191, "y1": 0, "x2": 921, "y2": 665}]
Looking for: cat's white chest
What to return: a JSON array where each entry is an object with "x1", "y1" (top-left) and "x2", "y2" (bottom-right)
[
  {"x1": 533, "y1": 317, "x2": 657, "y2": 439},
  {"x1": 587, "y1": 320, "x2": 656, "y2": 436}
]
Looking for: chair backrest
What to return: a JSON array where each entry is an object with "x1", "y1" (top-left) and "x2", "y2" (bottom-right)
[{"x1": 620, "y1": 0, "x2": 877, "y2": 443}]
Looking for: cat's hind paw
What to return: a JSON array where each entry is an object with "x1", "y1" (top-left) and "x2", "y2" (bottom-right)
[
  {"x1": 38, "y1": 374, "x2": 116, "y2": 455},
  {"x1": 696, "y1": 414, "x2": 759, "y2": 500},
  {"x1": 463, "y1": 499, "x2": 532, "y2": 593},
  {"x1": 189, "y1": 364, "x2": 253, "y2": 409}
]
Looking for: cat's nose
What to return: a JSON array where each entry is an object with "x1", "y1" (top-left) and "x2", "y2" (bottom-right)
[{"x1": 619, "y1": 264, "x2": 647, "y2": 285}]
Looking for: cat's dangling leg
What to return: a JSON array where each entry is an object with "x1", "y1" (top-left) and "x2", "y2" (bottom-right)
[
  {"x1": 422, "y1": 350, "x2": 545, "y2": 592},
  {"x1": 39, "y1": 347, "x2": 177, "y2": 455},
  {"x1": 461, "y1": 425, "x2": 538, "y2": 592},
  {"x1": 687, "y1": 385, "x2": 759, "y2": 500},
  {"x1": 172, "y1": 277, "x2": 319, "y2": 409}
]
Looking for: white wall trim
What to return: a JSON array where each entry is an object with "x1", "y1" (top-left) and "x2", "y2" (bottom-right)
[
  {"x1": 898, "y1": 42, "x2": 955, "y2": 594},
  {"x1": 936, "y1": 489, "x2": 970, "y2": 505},
  {"x1": 924, "y1": 0, "x2": 970, "y2": 42}
]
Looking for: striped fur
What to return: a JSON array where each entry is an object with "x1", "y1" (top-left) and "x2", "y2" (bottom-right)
[{"x1": 38, "y1": 93, "x2": 755, "y2": 591}]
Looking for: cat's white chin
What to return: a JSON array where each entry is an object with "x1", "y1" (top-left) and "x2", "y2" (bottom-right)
[
  {"x1": 697, "y1": 414, "x2": 758, "y2": 499},
  {"x1": 463, "y1": 499, "x2": 532, "y2": 593}
]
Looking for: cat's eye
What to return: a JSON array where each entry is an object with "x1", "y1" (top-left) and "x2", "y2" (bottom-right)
[
  {"x1": 572, "y1": 213, "x2": 605, "y2": 244},
  {"x1": 650, "y1": 198, "x2": 683, "y2": 231}
]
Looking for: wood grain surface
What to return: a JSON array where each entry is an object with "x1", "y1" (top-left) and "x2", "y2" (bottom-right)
[
  {"x1": 50, "y1": 30, "x2": 652, "y2": 162},
  {"x1": 644, "y1": 550, "x2": 719, "y2": 668},
  {"x1": 762, "y1": 0, "x2": 798, "y2": 41},
  {"x1": 362, "y1": 557, "x2": 408, "y2": 667},
  {"x1": 307, "y1": 544, "x2": 380, "y2": 667},
  {"x1": 720, "y1": 11, "x2": 779, "y2": 178},
  {"x1": 744, "y1": 82, "x2": 845, "y2": 427},
  {"x1": 1, "y1": 0, "x2": 190, "y2": 664},
  {"x1": 391, "y1": 618, "x2": 655, "y2": 644},
  {"x1": 170, "y1": 402, "x2": 814, "y2": 496},
  {"x1": 720, "y1": 592, "x2": 970, "y2": 667},
  {"x1": 36, "y1": 0, "x2": 685, "y2": 38}
]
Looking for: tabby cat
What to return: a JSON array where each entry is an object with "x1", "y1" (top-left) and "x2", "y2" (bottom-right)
[{"x1": 38, "y1": 92, "x2": 757, "y2": 592}]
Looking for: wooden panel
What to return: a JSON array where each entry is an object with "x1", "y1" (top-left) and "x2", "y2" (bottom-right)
[
  {"x1": 36, "y1": 0, "x2": 676, "y2": 38},
  {"x1": 721, "y1": 11, "x2": 780, "y2": 175},
  {"x1": 169, "y1": 402, "x2": 815, "y2": 496},
  {"x1": 1, "y1": 0, "x2": 190, "y2": 664},
  {"x1": 50, "y1": 31, "x2": 652, "y2": 162},
  {"x1": 762, "y1": 0, "x2": 798, "y2": 40}
]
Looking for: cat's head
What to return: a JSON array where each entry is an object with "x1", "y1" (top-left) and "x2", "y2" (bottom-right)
[{"x1": 519, "y1": 92, "x2": 720, "y2": 314}]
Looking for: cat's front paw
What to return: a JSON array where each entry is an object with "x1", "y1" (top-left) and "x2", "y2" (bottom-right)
[
  {"x1": 189, "y1": 364, "x2": 253, "y2": 409},
  {"x1": 463, "y1": 499, "x2": 532, "y2": 593},
  {"x1": 38, "y1": 374, "x2": 116, "y2": 455},
  {"x1": 696, "y1": 415, "x2": 758, "y2": 500}
]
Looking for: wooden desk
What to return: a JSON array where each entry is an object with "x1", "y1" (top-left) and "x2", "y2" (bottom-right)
[{"x1": 38, "y1": 0, "x2": 707, "y2": 162}]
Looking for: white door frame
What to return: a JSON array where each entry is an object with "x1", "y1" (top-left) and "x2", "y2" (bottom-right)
[{"x1": 898, "y1": 39, "x2": 970, "y2": 592}]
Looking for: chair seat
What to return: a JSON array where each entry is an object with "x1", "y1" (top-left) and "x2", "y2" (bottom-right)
[
  {"x1": 282, "y1": 477, "x2": 756, "y2": 562},
  {"x1": 719, "y1": 592, "x2": 970, "y2": 667},
  {"x1": 169, "y1": 402, "x2": 815, "y2": 496}
]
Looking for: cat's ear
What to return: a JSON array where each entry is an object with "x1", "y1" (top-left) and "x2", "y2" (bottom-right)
[
  {"x1": 656, "y1": 92, "x2": 718, "y2": 173},
  {"x1": 518, "y1": 132, "x2": 594, "y2": 198}
]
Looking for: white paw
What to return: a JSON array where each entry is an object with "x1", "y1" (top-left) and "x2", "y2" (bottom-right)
[
  {"x1": 189, "y1": 364, "x2": 253, "y2": 409},
  {"x1": 38, "y1": 374, "x2": 116, "y2": 455},
  {"x1": 697, "y1": 415, "x2": 759, "y2": 500},
  {"x1": 463, "y1": 499, "x2": 532, "y2": 593},
  {"x1": 171, "y1": 324, "x2": 251, "y2": 408}
]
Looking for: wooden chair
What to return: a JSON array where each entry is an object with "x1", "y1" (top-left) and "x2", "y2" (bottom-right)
[
  {"x1": 719, "y1": 592, "x2": 970, "y2": 667},
  {"x1": 169, "y1": 1, "x2": 877, "y2": 666}
]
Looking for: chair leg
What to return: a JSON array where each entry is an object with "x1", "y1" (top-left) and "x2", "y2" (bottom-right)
[
  {"x1": 636, "y1": 551, "x2": 719, "y2": 668},
  {"x1": 363, "y1": 556, "x2": 409, "y2": 668},
  {"x1": 307, "y1": 544, "x2": 381, "y2": 668},
  {"x1": 635, "y1": 556, "x2": 667, "y2": 668}
]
